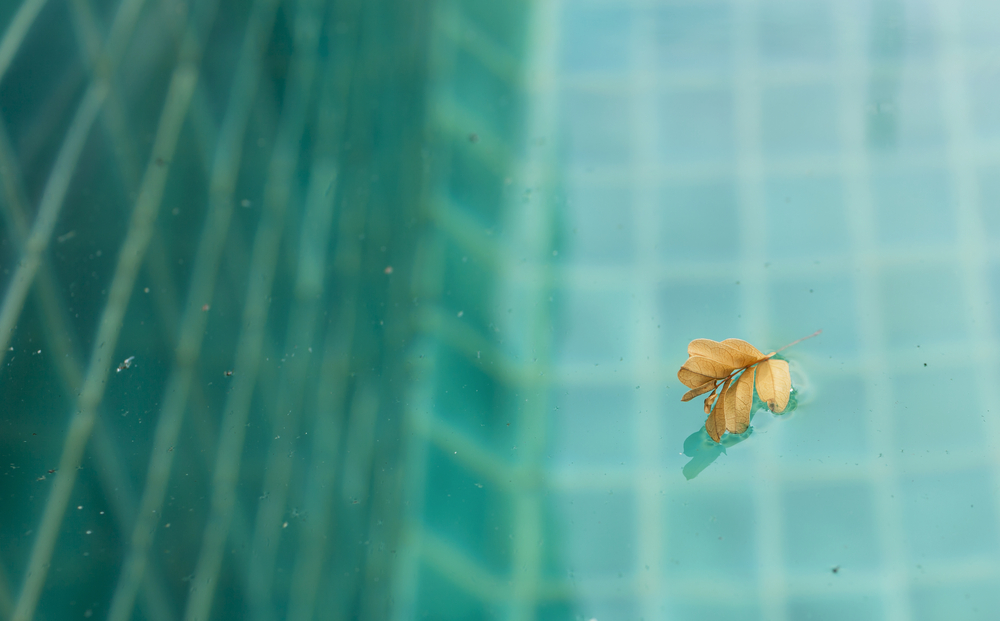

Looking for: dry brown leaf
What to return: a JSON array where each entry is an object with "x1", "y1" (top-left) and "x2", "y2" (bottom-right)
[
  {"x1": 703, "y1": 391, "x2": 718, "y2": 415},
  {"x1": 725, "y1": 366, "x2": 755, "y2": 434},
  {"x1": 755, "y1": 358, "x2": 791, "y2": 413},
  {"x1": 682, "y1": 379, "x2": 718, "y2": 402},
  {"x1": 705, "y1": 378, "x2": 730, "y2": 442},
  {"x1": 680, "y1": 355, "x2": 736, "y2": 380},
  {"x1": 679, "y1": 331, "x2": 819, "y2": 443},
  {"x1": 677, "y1": 368, "x2": 715, "y2": 390},
  {"x1": 687, "y1": 338, "x2": 764, "y2": 370}
]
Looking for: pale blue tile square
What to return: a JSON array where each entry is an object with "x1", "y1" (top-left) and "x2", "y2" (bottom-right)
[
  {"x1": 658, "y1": 281, "x2": 743, "y2": 366},
  {"x1": 912, "y1": 580, "x2": 1000, "y2": 621},
  {"x1": 549, "y1": 490, "x2": 637, "y2": 580},
  {"x1": 867, "y1": 75, "x2": 947, "y2": 151},
  {"x1": 967, "y1": 66, "x2": 1000, "y2": 141},
  {"x1": 651, "y1": 2, "x2": 733, "y2": 72},
  {"x1": 658, "y1": 87, "x2": 735, "y2": 163},
  {"x1": 560, "y1": 89, "x2": 632, "y2": 168},
  {"x1": 549, "y1": 386, "x2": 637, "y2": 468},
  {"x1": 664, "y1": 488, "x2": 758, "y2": 579},
  {"x1": 667, "y1": 599, "x2": 763, "y2": 621},
  {"x1": 900, "y1": 469, "x2": 1000, "y2": 562},
  {"x1": 758, "y1": 0, "x2": 834, "y2": 63},
  {"x1": 763, "y1": 175, "x2": 849, "y2": 260},
  {"x1": 783, "y1": 482, "x2": 882, "y2": 571},
  {"x1": 657, "y1": 179, "x2": 740, "y2": 262},
  {"x1": 879, "y1": 264, "x2": 969, "y2": 348},
  {"x1": 563, "y1": 184, "x2": 634, "y2": 264},
  {"x1": 891, "y1": 368, "x2": 986, "y2": 454},
  {"x1": 553, "y1": 287, "x2": 632, "y2": 364},
  {"x1": 560, "y1": 4, "x2": 632, "y2": 73},
  {"x1": 871, "y1": 166, "x2": 955, "y2": 247},
  {"x1": 773, "y1": 374, "x2": 870, "y2": 462},
  {"x1": 976, "y1": 166, "x2": 1000, "y2": 244},
  {"x1": 766, "y1": 275, "x2": 861, "y2": 359},
  {"x1": 761, "y1": 83, "x2": 841, "y2": 157},
  {"x1": 788, "y1": 594, "x2": 885, "y2": 621}
]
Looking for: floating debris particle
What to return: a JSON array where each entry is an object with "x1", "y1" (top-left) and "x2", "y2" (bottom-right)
[
  {"x1": 201, "y1": 304, "x2": 210, "y2": 311},
  {"x1": 224, "y1": 370, "x2": 233, "y2": 377},
  {"x1": 116, "y1": 356, "x2": 135, "y2": 373},
  {"x1": 57, "y1": 230, "x2": 77, "y2": 243},
  {"x1": 468, "y1": 133, "x2": 479, "y2": 143},
  {"x1": 384, "y1": 266, "x2": 393, "y2": 274}
]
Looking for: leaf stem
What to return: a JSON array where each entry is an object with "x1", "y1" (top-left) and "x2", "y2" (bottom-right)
[{"x1": 773, "y1": 329, "x2": 822, "y2": 355}]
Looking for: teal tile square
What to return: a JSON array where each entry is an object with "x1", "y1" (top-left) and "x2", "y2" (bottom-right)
[
  {"x1": 667, "y1": 599, "x2": 763, "y2": 621},
  {"x1": 758, "y1": 0, "x2": 834, "y2": 63},
  {"x1": 657, "y1": 179, "x2": 740, "y2": 262},
  {"x1": 549, "y1": 386, "x2": 637, "y2": 468},
  {"x1": 562, "y1": 184, "x2": 634, "y2": 264},
  {"x1": 552, "y1": 598, "x2": 637, "y2": 621},
  {"x1": 968, "y1": 67, "x2": 1000, "y2": 142},
  {"x1": 961, "y1": 0, "x2": 1000, "y2": 52},
  {"x1": 663, "y1": 488, "x2": 758, "y2": 579},
  {"x1": 657, "y1": 87, "x2": 735, "y2": 163},
  {"x1": 869, "y1": 0, "x2": 939, "y2": 62},
  {"x1": 549, "y1": 490, "x2": 637, "y2": 580},
  {"x1": 912, "y1": 580, "x2": 1000, "y2": 621},
  {"x1": 993, "y1": 261, "x2": 1000, "y2": 317},
  {"x1": 788, "y1": 594, "x2": 885, "y2": 621},
  {"x1": 416, "y1": 562, "x2": 496, "y2": 621},
  {"x1": 451, "y1": 45, "x2": 520, "y2": 139},
  {"x1": 561, "y1": 5, "x2": 632, "y2": 73},
  {"x1": 434, "y1": 343, "x2": 520, "y2": 456},
  {"x1": 561, "y1": 89, "x2": 632, "y2": 168},
  {"x1": 900, "y1": 469, "x2": 1000, "y2": 562},
  {"x1": 766, "y1": 275, "x2": 861, "y2": 359},
  {"x1": 871, "y1": 166, "x2": 955, "y2": 247},
  {"x1": 658, "y1": 281, "x2": 743, "y2": 368},
  {"x1": 866, "y1": 76, "x2": 947, "y2": 151},
  {"x1": 652, "y1": 3, "x2": 733, "y2": 72},
  {"x1": 878, "y1": 264, "x2": 969, "y2": 348},
  {"x1": 782, "y1": 482, "x2": 882, "y2": 572},
  {"x1": 976, "y1": 166, "x2": 1000, "y2": 244},
  {"x1": 553, "y1": 287, "x2": 632, "y2": 364},
  {"x1": 891, "y1": 368, "x2": 986, "y2": 454},
  {"x1": 461, "y1": 1, "x2": 530, "y2": 59},
  {"x1": 761, "y1": 83, "x2": 841, "y2": 157},
  {"x1": 423, "y1": 445, "x2": 515, "y2": 575},
  {"x1": 763, "y1": 174, "x2": 849, "y2": 260},
  {"x1": 772, "y1": 374, "x2": 870, "y2": 462}
]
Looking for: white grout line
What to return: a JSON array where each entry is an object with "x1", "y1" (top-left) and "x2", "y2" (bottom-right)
[
  {"x1": 934, "y1": 0, "x2": 1000, "y2": 598},
  {"x1": 730, "y1": 0, "x2": 789, "y2": 618},
  {"x1": 0, "y1": 0, "x2": 49, "y2": 86},
  {"x1": 506, "y1": 1, "x2": 561, "y2": 619},
  {"x1": 630, "y1": 5, "x2": 665, "y2": 620},
  {"x1": 834, "y1": 3, "x2": 911, "y2": 620}
]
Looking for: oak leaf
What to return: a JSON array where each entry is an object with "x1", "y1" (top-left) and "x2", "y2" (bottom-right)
[{"x1": 677, "y1": 331, "x2": 820, "y2": 443}]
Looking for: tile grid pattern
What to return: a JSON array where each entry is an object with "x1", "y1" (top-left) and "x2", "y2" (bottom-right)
[{"x1": 554, "y1": 0, "x2": 1000, "y2": 619}]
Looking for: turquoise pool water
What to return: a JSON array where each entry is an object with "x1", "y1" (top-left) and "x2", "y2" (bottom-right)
[{"x1": 2, "y1": 0, "x2": 1000, "y2": 620}]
